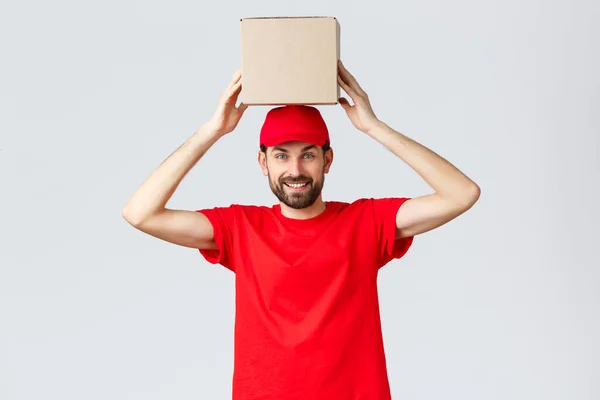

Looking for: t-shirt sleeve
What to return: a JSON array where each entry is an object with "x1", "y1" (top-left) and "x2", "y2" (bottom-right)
[
  {"x1": 371, "y1": 197, "x2": 414, "y2": 268},
  {"x1": 195, "y1": 206, "x2": 236, "y2": 272}
]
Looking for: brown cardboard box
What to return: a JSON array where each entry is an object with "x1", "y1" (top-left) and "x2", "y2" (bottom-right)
[{"x1": 240, "y1": 16, "x2": 340, "y2": 106}]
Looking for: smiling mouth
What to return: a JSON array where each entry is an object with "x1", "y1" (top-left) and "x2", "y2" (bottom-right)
[{"x1": 284, "y1": 181, "x2": 310, "y2": 189}]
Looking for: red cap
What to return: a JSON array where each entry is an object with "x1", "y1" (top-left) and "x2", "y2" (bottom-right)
[{"x1": 259, "y1": 105, "x2": 330, "y2": 147}]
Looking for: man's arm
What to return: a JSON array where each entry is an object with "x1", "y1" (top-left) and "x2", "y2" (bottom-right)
[
  {"x1": 364, "y1": 122, "x2": 480, "y2": 238},
  {"x1": 337, "y1": 60, "x2": 480, "y2": 238},
  {"x1": 121, "y1": 69, "x2": 248, "y2": 249}
]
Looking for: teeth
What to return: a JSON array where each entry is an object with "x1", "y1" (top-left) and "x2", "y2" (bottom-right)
[{"x1": 286, "y1": 182, "x2": 307, "y2": 188}]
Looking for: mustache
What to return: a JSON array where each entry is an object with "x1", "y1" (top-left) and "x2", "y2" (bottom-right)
[{"x1": 280, "y1": 176, "x2": 312, "y2": 184}]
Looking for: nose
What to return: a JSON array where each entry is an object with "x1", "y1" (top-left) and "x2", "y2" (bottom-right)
[{"x1": 288, "y1": 157, "x2": 304, "y2": 177}]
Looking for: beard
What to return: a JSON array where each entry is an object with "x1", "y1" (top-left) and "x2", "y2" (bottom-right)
[{"x1": 268, "y1": 171, "x2": 325, "y2": 210}]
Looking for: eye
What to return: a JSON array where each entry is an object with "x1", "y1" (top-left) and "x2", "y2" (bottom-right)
[
  {"x1": 275, "y1": 153, "x2": 287, "y2": 160},
  {"x1": 303, "y1": 153, "x2": 315, "y2": 159}
]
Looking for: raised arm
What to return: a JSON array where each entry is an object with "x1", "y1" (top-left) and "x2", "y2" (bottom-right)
[
  {"x1": 337, "y1": 60, "x2": 480, "y2": 239},
  {"x1": 121, "y1": 69, "x2": 247, "y2": 249}
]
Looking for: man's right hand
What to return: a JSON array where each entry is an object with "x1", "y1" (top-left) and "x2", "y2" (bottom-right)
[{"x1": 204, "y1": 68, "x2": 248, "y2": 137}]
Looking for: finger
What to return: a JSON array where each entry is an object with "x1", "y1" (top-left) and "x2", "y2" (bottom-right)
[
  {"x1": 238, "y1": 102, "x2": 249, "y2": 114},
  {"x1": 338, "y1": 96, "x2": 352, "y2": 112},
  {"x1": 227, "y1": 68, "x2": 242, "y2": 90},
  {"x1": 338, "y1": 60, "x2": 359, "y2": 88},
  {"x1": 225, "y1": 78, "x2": 243, "y2": 104},
  {"x1": 338, "y1": 74, "x2": 358, "y2": 100},
  {"x1": 338, "y1": 61, "x2": 366, "y2": 97}
]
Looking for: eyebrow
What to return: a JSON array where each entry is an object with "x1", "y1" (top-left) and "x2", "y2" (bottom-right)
[{"x1": 272, "y1": 145, "x2": 317, "y2": 153}]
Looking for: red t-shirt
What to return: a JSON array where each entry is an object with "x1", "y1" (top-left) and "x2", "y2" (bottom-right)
[{"x1": 197, "y1": 197, "x2": 414, "y2": 400}]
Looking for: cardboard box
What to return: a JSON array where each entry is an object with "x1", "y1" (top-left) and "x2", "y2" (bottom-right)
[{"x1": 240, "y1": 16, "x2": 340, "y2": 106}]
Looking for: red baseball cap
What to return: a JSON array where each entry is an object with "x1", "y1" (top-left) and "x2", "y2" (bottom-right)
[{"x1": 259, "y1": 105, "x2": 330, "y2": 147}]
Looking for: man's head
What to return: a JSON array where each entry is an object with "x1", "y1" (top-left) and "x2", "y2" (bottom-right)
[{"x1": 257, "y1": 106, "x2": 333, "y2": 210}]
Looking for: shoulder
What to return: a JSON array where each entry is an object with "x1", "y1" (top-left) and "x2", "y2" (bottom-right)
[
  {"x1": 196, "y1": 203, "x2": 277, "y2": 221},
  {"x1": 329, "y1": 197, "x2": 410, "y2": 212},
  {"x1": 325, "y1": 198, "x2": 410, "y2": 227},
  {"x1": 198, "y1": 203, "x2": 270, "y2": 211}
]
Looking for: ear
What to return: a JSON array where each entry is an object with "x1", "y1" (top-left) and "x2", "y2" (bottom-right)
[
  {"x1": 258, "y1": 150, "x2": 269, "y2": 176},
  {"x1": 323, "y1": 148, "x2": 334, "y2": 174}
]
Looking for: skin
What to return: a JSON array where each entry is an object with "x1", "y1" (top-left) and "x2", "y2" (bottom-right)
[
  {"x1": 259, "y1": 60, "x2": 481, "y2": 233},
  {"x1": 122, "y1": 60, "x2": 480, "y2": 250},
  {"x1": 335, "y1": 60, "x2": 481, "y2": 238},
  {"x1": 258, "y1": 142, "x2": 333, "y2": 219}
]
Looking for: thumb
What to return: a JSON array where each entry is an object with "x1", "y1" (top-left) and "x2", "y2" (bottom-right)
[{"x1": 338, "y1": 97, "x2": 352, "y2": 112}]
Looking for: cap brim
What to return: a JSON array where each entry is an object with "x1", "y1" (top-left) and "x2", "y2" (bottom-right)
[{"x1": 261, "y1": 132, "x2": 327, "y2": 147}]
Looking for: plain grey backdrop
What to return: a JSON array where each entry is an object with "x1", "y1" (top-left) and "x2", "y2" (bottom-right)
[{"x1": 1, "y1": 0, "x2": 598, "y2": 399}]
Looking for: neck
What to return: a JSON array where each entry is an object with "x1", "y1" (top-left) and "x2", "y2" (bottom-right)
[{"x1": 279, "y1": 197, "x2": 326, "y2": 220}]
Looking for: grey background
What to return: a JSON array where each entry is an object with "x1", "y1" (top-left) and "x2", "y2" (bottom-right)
[{"x1": 1, "y1": 0, "x2": 598, "y2": 399}]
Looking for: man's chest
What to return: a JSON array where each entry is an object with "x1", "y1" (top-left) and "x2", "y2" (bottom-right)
[{"x1": 234, "y1": 225, "x2": 377, "y2": 312}]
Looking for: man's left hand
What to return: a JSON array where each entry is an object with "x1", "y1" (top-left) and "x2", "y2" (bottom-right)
[{"x1": 337, "y1": 60, "x2": 381, "y2": 134}]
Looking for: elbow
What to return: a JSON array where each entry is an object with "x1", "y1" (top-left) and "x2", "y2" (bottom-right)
[
  {"x1": 121, "y1": 205, "x2": 144, "y2": 227},
  {"x1": 122, "y1": 204, "x2": 163, "y2": 227},
  {"x1": 462, "y1": 182, "x2": 481, "y2": 209},
  {"x1": 448, "y1": 182, "x2": 480, "y2": 211},
  {"x1": 121, "y1": 207, "x2": 137, "y2": 226}
]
